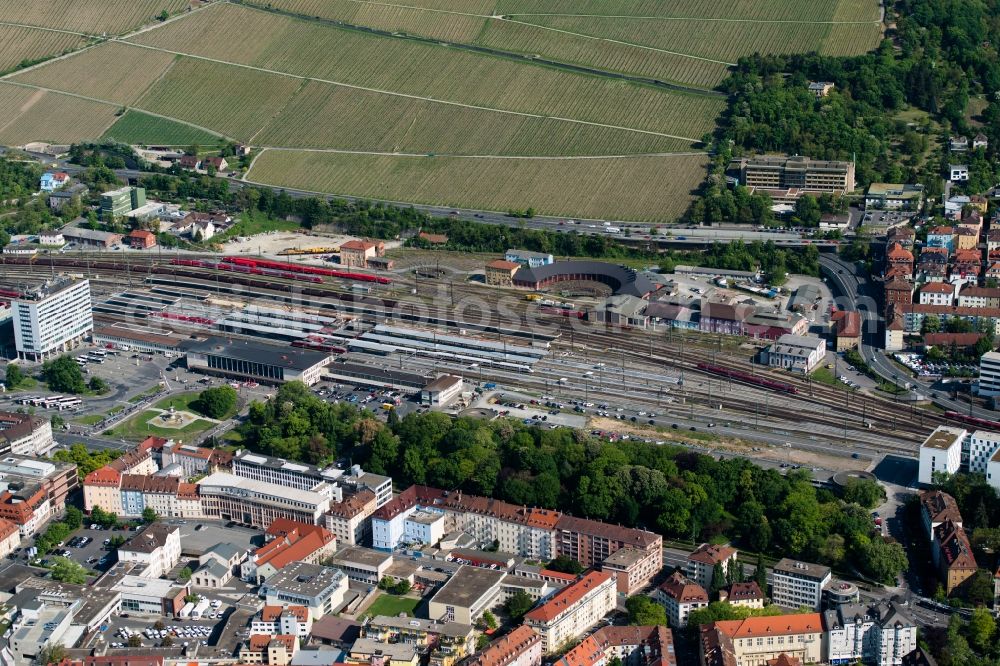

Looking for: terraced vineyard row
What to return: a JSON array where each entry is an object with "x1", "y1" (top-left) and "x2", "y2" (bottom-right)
[
  {"x1": 0, "y1": 83, "x2": 118, "y2": 146},
  {"x1": 251, "y1": 0, "x2": 882, "y2": 88},
  {"x1": 102, "y1": 110, "x2": 222, "y2": 146},
  {"x1": 15, "y1": 42, "x2": 177, "y2": 106},
  {"x1": 246, "y1": 150, "x2": 710, "y2": 221},
  {"x1": 0, "y1": 0, "x2": 189, "y2": 34},
  {"x1": 127, "y1": 3, "x2": 722, "y2": 139},
  {"x1": 0, "y1": 26, "x2": 86, "y2": 74}
]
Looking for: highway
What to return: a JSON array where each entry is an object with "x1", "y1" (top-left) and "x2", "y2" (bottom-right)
[{"x1": 34, "y1": 153, "x2": 828, "y2": 245}]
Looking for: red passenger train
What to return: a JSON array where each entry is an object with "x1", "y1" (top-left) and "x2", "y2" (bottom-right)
[
  {"x1": 221, "y1": 257, "x2": 392, "y2": 284},
  {"x1": 696, "y1": 362, "x2": 798, "y2": 394}
]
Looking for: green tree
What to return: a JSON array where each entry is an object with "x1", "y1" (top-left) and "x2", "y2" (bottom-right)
[
  {"x1": 63, "y1": 506, "x2": 82, "y2": 531},
  {"x1": 505, "y1": 590, "x2": 534, "y2": 620},
  {"x1": 711, "y1": 562, "x2": 727, "y2": 597},
  {"x1": 157, "y1": 9, "x2": 169, "y2": 21},
  {"x1": 49, "y1": 556, "x2": 88, "y2": 584},
  {"x1": 4, "y1": 363, "x2": 25, "y2": 389},
  {"x1": 843, "y1": 479, "x2": 885, "y2": 509},
  {"x1": 967, "y1": 607, "x2": 996, "y2": 653},
  {"x1": 195, "y1": 385, "x2": 238, "y2": 418},
  {"x1": 625, "y1": 595, "x2": 667, "y2": 626},
  {"x1": 178, "y1": 566, "x2": 192, "y2": 582},
  {"x1": 922, "y1": 315, "x2": 941, "y2": 335},
  {"x1": 854, "y1": 537, "x2": 907, "y2": 585},
  {"x1": 128, "y1": 634, "x2": 142, "y2": 647},
  {"x1": 481, "y1": 610, "x2": 498, "y2": 630},
  {"x1": 966, "y1": 569, "x2": 996, "y2": 607},
  {"x1": 141, "y1": 507, "x2": 158, "y2": 524},
  {"x1": 754, "y1": 553, "x2": 768, "y2": 592},
  {"x1": 35, "y1": 643, "x2": 67, "y2": 665},
  {"x1": 88, "y1": 376, "x2": 109, "y2": 394},
  {"x1": 41, "y1": 356, "x2": 86, "y2": 394},
  {"x1": 547, "y1": 555, "x2": 583, "y2": 575},
  {"x1": 161, "y1": 634, "x2": 174, "y2": 647}
]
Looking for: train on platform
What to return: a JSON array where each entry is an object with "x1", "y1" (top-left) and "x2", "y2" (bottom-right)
[
  {"x1": 221, "y1": 257, "x2": 392, "y2": 284},
  {"x1": 943, "y1": 411, "x2": 1000, "y2": 431},
  {"x1": 696, "y1": 362, "x2": 798, "y2": 394}
]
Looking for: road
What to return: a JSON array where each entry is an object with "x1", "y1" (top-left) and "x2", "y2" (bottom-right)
[
  {"x1": 31, "y1": 153, "x2": 828, "y2": 244},
  {"x1": 820, "y1": 253, "x2": 997, "y2": 419}
]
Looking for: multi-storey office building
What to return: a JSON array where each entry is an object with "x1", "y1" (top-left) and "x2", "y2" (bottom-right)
[{"x1": 12, "y1": 278, "x2": 92, "y2": 361}]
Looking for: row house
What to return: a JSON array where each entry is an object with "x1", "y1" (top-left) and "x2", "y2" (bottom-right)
[
  {"x1": 988, "y1": 229, "x2": 1000, "y2": 259},
  {"x1": 555, "y1": 626, "x2": 677, "y2": 666},
  {"x1": 523, "y1": 571, "x2": 617, "y2": 653},
  {"x1": 824, "y1": 602, "x2": 917, "y2": 666},
  {"x1": 917, "y1": 282, "x2": 954, "y2": 306},
  {"x1": 952, "y1": 248, "x2": 983, "y2": 285},
  {"x1": 883, "y1": 278, "x2": 914, "y2": 317},
  {"x1": 957, "y1": 285, "x2": 1000, "y2": 308},
  {"x1": 885, "y1": 243, "x2": 913, "y2": 275},
  {"x1": 372, "y1": 486, "x2": 663, "y2": 590},
  {"x1": 899, "y1": 303, "x2": 1000, "y2": 336},
  {"x1": 927, "y1": 226, "x2": 956, "y2": 253}
]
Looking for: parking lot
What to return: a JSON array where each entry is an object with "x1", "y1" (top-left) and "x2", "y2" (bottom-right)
[
  {"x1": 17, "y1": 525, "x2": 132, "y2": 573},
  {"x1": 312, "y1": 380, "x2": 423, "y2": 420},
  {"x1": 894, "y1": 352, "x2": 976, "y2": 379}
]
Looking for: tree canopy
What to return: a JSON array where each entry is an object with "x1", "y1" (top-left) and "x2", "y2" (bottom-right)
[
  {"x1": 42, "y1": 356, "x2": 86, "y2": 394},
  {"x1": 195, "y1": 385, "x2": 238, "y2": 419}
]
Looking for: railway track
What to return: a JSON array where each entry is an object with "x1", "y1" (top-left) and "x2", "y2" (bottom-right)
[{"x1": 0, "y1": 255, "x2": 943, "y2": 444}]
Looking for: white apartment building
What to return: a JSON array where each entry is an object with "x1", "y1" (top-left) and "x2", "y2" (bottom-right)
[
  {"x1": 197, "y1": 472, "x2": 332, "y2": 529},
  {"x1": 403, "y1": 509, "x2": 446, "y2": 546},
  {"x1": 918, "y1": 426, "x2": 966, "y2": 485},
  {"x1": 764, "y1": 334, "x2": 826, "y2": 373},
  {"x1": 771, "y1": 559, "x2": 831, "y2": 611},
  {"x1": 523, "y1": 570, "x2": 616, "y2": 653},
  {"x1": 825, "y1": 602, "x2": 917, "y2": 666},
  {"x1": 116, "y1": 523, "x2": 182, "y2": 579},
  {"x1": 966, "y1": 430, "x2": 1000, "y2": 473},
  {"x1": 918, "y1": 282, "x2": 955, "y2": 306},
  {"x1": 987, "y1": 449, "x2": 1000, "y2": 492},
  {"x1": 250, "y1": 605, "x2": 312, "y2": 638},
  {"x1": 654, "y1": 572, "x2": 708, "y2": 628},
  {"x1": 259, "y1": 561, "x2": 348, "y2": 620},
  {"x1": 979, "y1": 351, "x2": 1000, "y2": 396},
  {"x1": 0, "y1": 412, "x2": 54, "y2": 457},
  {"x1": 12, "y1": 278, "x2": 93, "y2": 361},
  {"x1": 685, "y1": 543, "x2": 737, "y2": 590}
]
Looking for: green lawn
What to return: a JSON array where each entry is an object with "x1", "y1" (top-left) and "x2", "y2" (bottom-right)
[
  {"x1": 75, "y1": 414, "x2": 104, "y2": 426},
  {"x1": 216, "y1": 211, "x2": 300, "y2": 241},
  {"x1": 367, "y1": 594, "x2": 420, "y2": 617},
  {"x1": 103, "y1": 409, "x2": 214, "y2": 441},
  {"x1": 155, "y1": 392, "x2": 202, "y2": 413},
  {"x1": 810, "y1": 366, "x2": 840, "y2": 387},
  {"x1": 103, "y1": 110, "x2": 222, "y2": 146}
]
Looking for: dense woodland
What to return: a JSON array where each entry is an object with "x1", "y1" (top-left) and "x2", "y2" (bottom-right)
[
  {"x1": 693, "y1": 0, "x2": 1000, "y2": 224},
  {"x1": 238, "y1": 382, "x2": 906, "y2": 585}
]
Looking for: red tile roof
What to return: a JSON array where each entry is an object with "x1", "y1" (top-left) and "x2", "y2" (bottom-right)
[
  {"x1": 340, "y1": 240, "x2": 377, "y2": 251},
  {"x1": 0, "y1": 517, "x2": 18, "y2": 541},
  {"x1": 726, "y1": 581, "x2": 763, "y2": 602},
  {"x1": 934, "y1": 520, "x2": 977, "y2": 571},
  {"x1": 920, "y1": 282, "x2": 954, "y2": 294},
  {"x1": 831, "y1": 310, "x2": 861, "y2": 338},
  {"x1": 466, "y1": 626, "x2": 541, "y2": 666},
  {"x1": 886, "y1": 242, "x2": 913, "y2": 262},
  {"x1": 921, "y1": 333, "x2": 983, "y2": 348},
  {"x1": 689, "y1": 543, "x2": 736, "y2": 566},
  {"x1": 248, "y1": 633, "x2": 296, "y2": 652},
  {"x1": 260, "y1": 605, "x2": 308, "y2": 622},
  {"x1": 658, "y1": 572, "x2": 708, "y2": 603},
  {"x1": 252, "y1": 521, "x2": 335, "y2": 570},
  {"x1": 487, "y1": 260, "x2": 521, "y2": 271},
  {"x1": 768, "y1": 655, "x2": 802, "y2": 666},
  {"x1": 84, "y1": 465, "x2": 121, "y2": 486},
  {"x1": 712, "y1": 613, "x2": 823, "y2": 639},
  {"x1": 524, "y1": 571, "x2": 613, "y2": 623}
]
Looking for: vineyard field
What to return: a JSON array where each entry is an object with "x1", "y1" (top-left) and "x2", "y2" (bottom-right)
[
  {"x1": 14, "y1": 42, "x2": 177, "y2": 106},
  {"x1": 246, "y1": 150, "x2": 709, "y2": 221},
  {"x1": 0, "y1": 26, "x2": 86, "y2": 75},
  {"x1": 127, "y1": 3, "x2": 723, "y2": 140},
  {"x1": 253, "y1": 81, "x2": 694, "y2": 155},
  {"x1": 102, "y1": 110, "x2": 222, "y2": 146},
  {"x1": 253, "y1": 0, "x2": 492, "y2": 43},
  {"x1": 134, "y1": 57, "x2": 303, "y2": 142},
  {"x1": 0, "y1": 83, "x2": 117, "y2": 145},
  {"x1": 248, "y1": 0, "x2": 881, "y2": 88},
  {"x1": 0, "y1": 0, "x2": 189, "y2": 34}
]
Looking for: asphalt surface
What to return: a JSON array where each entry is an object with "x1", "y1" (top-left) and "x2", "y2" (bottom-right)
[{"x1": 34, "y1": 153, "x2": 830, "y2": 244}]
